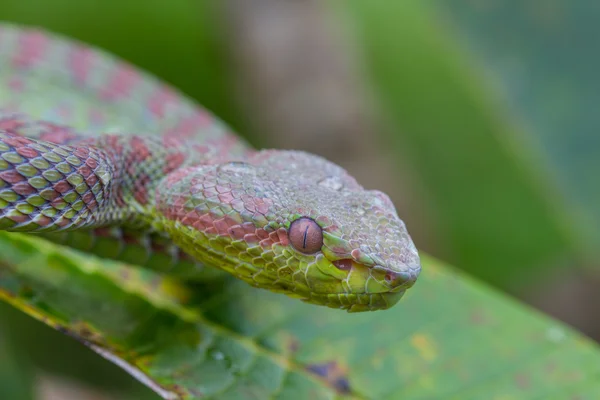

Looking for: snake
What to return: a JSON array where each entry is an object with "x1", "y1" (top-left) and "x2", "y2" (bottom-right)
[{"x1": 0, "y1": 23, "x2": 421, "y2": 312}]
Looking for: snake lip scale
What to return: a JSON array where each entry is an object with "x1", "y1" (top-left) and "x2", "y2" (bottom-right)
[{"x1": 0, "y1": 23, "x2": 421, "y2": 312}]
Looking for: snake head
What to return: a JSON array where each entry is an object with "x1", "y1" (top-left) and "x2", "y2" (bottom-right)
[{"x1": 158, "y1": 150, "x2": 421, "y2": 312}]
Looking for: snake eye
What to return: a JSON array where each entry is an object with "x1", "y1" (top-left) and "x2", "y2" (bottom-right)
[{"x1": 289, "y1": 217, "x2": 323, "y2": 254}]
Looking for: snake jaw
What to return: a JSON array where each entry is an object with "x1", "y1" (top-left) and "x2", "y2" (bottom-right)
[
  {"x1": 294, "y1": 255, "x2": 420, "y2": 311},
  {"x1": 302, "y1": 290, "x2": 409, "y2": 312}
]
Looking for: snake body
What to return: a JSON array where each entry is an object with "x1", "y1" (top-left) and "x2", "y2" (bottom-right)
[{"x1": 0, "y1": 24, "x2": 421, "y2": 311}]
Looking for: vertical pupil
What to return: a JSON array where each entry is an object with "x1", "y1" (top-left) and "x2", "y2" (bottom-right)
[{"x1": 303, "y1": 225, "x2": 309, "y2": 248}]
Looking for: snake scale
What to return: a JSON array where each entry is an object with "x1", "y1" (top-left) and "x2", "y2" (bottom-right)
[{"x1": 0, "y1": 23, "x2": 420, "y2": 312}]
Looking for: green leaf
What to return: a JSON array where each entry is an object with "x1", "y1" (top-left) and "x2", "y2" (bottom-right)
[
  {"x1": 435, "y1": 0, "x2": 600, "y2": 259},
  {"x1": 335, "y1": 0, "x2": 584, "y2": 288},
  {"x1": 1, "y1": 231, "x2": 599, "y2": 399},
  {"x1": 0, "y1": 316, "x2": 34, "y2": 400}
]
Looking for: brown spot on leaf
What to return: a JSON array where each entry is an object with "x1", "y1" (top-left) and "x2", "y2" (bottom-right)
[
  {"x1": 286, "y1": 336, "x2": 300, "y2": 353},
  {"x1": 470, "y1": 307, "x2": 490, "y2": 325},
  {"x1": 515, "y1": 373, "x2": 530, "y2": 389},
  {"x1": 306, "y1": 361, "x2": 351, "y2": 395},
  {"x1": 119, "y1": 268, "x2": 131, "y2": 280}
]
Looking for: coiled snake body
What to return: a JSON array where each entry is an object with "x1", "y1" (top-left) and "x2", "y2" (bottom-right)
[{"x1": 0, "y1": 24, "x2": 420, "y2": 311}]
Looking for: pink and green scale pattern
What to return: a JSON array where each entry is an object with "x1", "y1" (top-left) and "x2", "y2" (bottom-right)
[{"x1": 0, "y1": 23, "x2": 421, "y2": 311}]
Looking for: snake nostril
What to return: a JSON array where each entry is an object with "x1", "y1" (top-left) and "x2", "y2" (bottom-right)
[
  {"x1": 383, "y1": 270, "x2": 412, "y2": 287},
  {"x1": 385, "y1": 272, "x2": 393, "y2": 283}
]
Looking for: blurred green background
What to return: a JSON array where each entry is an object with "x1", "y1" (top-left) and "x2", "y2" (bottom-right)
[{"x1": 1, "y1": 0, "x2": 599, "y2": 398}]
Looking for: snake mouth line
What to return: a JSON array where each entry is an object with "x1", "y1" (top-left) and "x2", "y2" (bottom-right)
[
  {"x1": 302, "y1": 290, "x2": 408, "y2": 312},
  {"x1": 234, "y1": 256, "x2": 415, "y2": 312}
]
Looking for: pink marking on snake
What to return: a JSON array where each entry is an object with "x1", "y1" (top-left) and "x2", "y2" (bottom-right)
[
  {"x1": 87, "y1": 198, "x2": 98, "y2": 211},
  {"x1": 85, "y1": 158, "x2": 98, "y2": 169},
  {"x1": 277, "y1": 228, "x2": 290, "y2": 246},
  {"x1": 256, "y1": 199, "x2": 273, "y2": 215},
  {"x1": 84, "y1": 174, "x2": 98, "y2": 186},
  {"x1": 15, "y1": 146, "x2": 38, "y2": 158},
  {"x1": 38, "y1": 123, "x2": 78, "y2": 144},
  {"x1": 166, "y1": 112, "x2": 212, "y2": 139},
  {"x1": 213, "y1": 217, "x2": 235, "y2": 235},
  {"x1": 227, "y1": 224, "x2": 246, "y2": 239},
  {"x1": 241, "y1": 196, "x2": 273, "y2": 215},
  {"x1": 240, "y1": 222, "x2": 255, "y2": 233},
  {"x1": 12, "y1": 182, "x2": 35, "y2": 196},
  {"x1": 179, "y1": 210, "x2": 199, "y2": 227},
  {"x1": 0, "y1": 170, "x2": 25, "y2": 183},
  {"x1": 218, "y1": 191, "x2": 235, "y2": 204},
  {"x1": 114, "y1": 186, "x2": 126, "y2": 208},
  {"x1": 161, "y1": 136, "x2": 180, "y2": 148},
  {"x1": 78, "y1": 165, "x2": 92, "y2": 178},
  {"x1": 0, "y1": 118, "x2": 25, "y2": 131},
  {"x1": 230, "y1": 199, "x2": 245, "y2": 212},
  {"x1": 316, "y1": 215, "x2": 332, "y2": 226},
  {"x1": 56, "y1": 217, "x2": 71, "y2": 228},
  {"x1": 218, "y1": 136, "x2": 240, "y2": 158},
  {"x1": 53, "y1": 181, "x2": 71, "y2": 194},
  {"x1": 36, "y1": 215, "x2": 53, "y2": 227},
  {"x1": 148, "y1": 85, "x2": 177, "y2": 118},
  {"x1": 259, "y1": 238, "x2": 275, "y2": 248},
  {"x1": 130, "y1": 136, "x2": 151, "y2": 162},
  {"x1": 9, "y1": 214, "x2": 28, "y2": 224},
  {"x1": 101, "y1": 64, "x2": 139, "y2": 101},
  {"x1": 268, "y1": 229, "x2": 290, "y2": 247},
  {"x1": 161, "y1": 166, "x2": 192, "y2": 189},
  {"x1": 215, "y1": 185, "x2": 230, "y2": 194},
  {"x1": 105, "y1": 135, "x2": 124, "y2": 155},
  {"x1": 73, "y1": 147, "x2": 90, "y2": 159},
  {"x1": 70, "y1": 45, "x2": 94, "y2": 85},
  {"x1": 160, "y1": 197, "x2": 184, "y2": 221},
  {"x1": 202, "y1": 186, "x2": 219, "y2": 199},
  {"x1": 323, "y1": 224, "x2": 340, "y2": 234},
  {"x1": 191, "y1": 214, "x2": 212, "y2": 232},
  {"x1": 164, "y1": 152, "x2": 186, "y2": 174},
  {"x1": 256, "y1": 229, "x2": 269, "y2": 240},
  {"x1": 133, "y1": 173, "x2": 150, "y2": 204},
  {"x1": 3, "y1": 134, "x2": 33, "y2": 147},
  {"x1": 243, "y1": 233, "x2": 259, "y2": 244},
  {"x1": 82, "y1": 192, "x2": 95, "y2": 205},
  {"x1": 191, "y1": 220, "x2": 210, "y2": 232},
  {"x1": 189, "y1": 143, "x2": 211, "y2": 157},
  {"x1": 197, "y1": 213, "x2": 214, "y2": 227},
  {"x1": 50, "y1": 198, "x2": 66, "y2": 209},
  {"x1": 14, "y1": 30, "x2": 47, "y2": 68},
  {"x1": 173, "y1": 195, "x2": 188, "y2": 209}
]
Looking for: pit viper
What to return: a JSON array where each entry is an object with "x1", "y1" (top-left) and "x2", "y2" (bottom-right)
[{"x1": 0, "y1": 23, "x2": 421, "y2": 312}]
